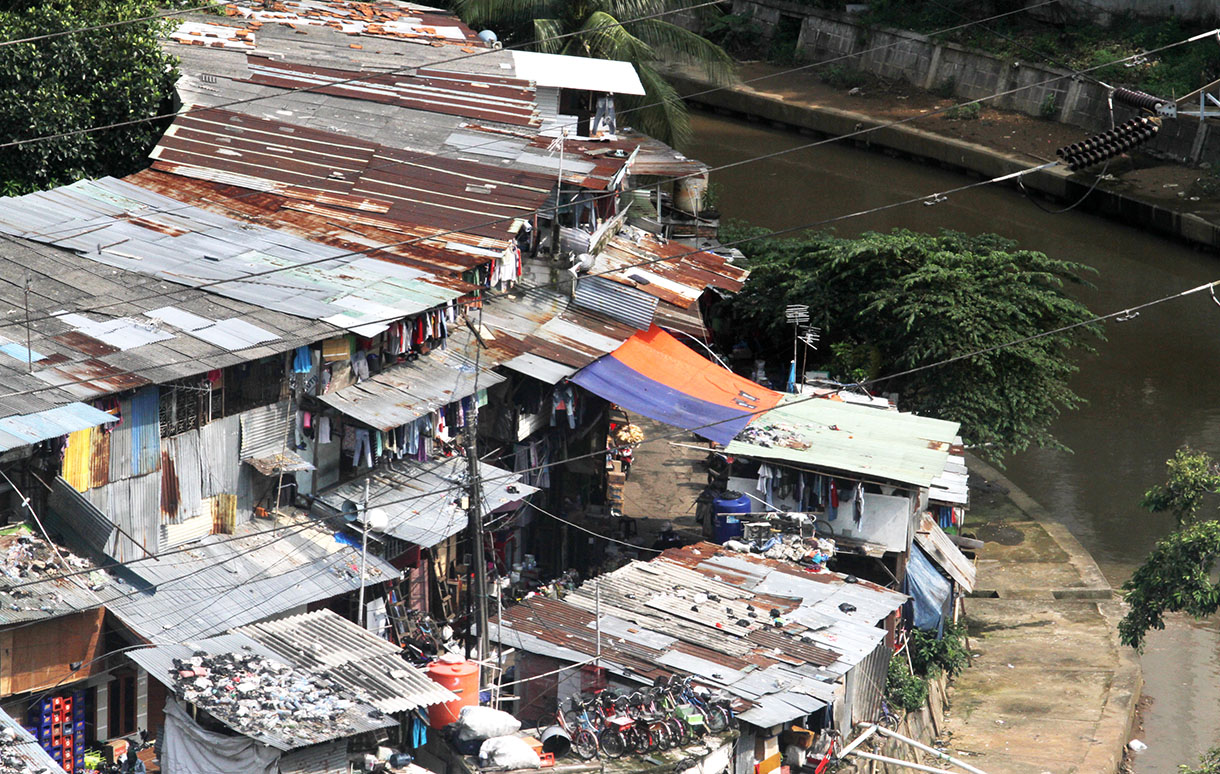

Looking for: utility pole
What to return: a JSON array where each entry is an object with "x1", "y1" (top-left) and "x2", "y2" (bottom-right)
[
  {"x1": 358, "y1": 477, "x2": 369, "y2": 629},
  {"x1": 465, "y1": 300, "x2": 490, "y2": 663}
]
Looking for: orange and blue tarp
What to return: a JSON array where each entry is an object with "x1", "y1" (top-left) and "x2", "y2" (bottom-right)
[{"x1": 572, "y1": 325, "x2": 781, "y2": 445}]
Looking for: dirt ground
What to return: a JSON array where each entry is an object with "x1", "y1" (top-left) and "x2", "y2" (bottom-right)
[{"x1": 734, "y1": 61, "x2": 1220, "y2": 218}]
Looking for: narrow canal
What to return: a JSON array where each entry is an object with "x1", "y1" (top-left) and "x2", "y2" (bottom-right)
[{"x1": 685, "y1": 110, "x2": 1220, "y2": 771}]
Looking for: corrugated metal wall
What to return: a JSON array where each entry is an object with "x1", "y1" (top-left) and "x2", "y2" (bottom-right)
[
  {"x1": 62, "y1": 428, "x2": 93, "y2": 492},
  {"x1": 199, "y1": 415, "x2": 239, "y2": 497},
  {"x1": 46, "y1": 476, "x2": 117, "y2": 555},
  {"x1": 845, "y1": 639, "x2": 891, "y2": 731},
  {"x1": 85, "y1": 472, "x2": 160, "y2": 562},
  {"x1": 130, "y1": 386, "x2": 161, "y2": 477},
  {"x1": 239, "y1": 400, "x2": 291, "y2": 459},
  {"x1": 161, "y1": 431, "x2": 203, "y2": 524}
]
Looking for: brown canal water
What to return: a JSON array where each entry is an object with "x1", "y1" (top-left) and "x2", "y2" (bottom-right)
[{"x1": 686, "y1": 110, "x2": 1220, "y2": 771}]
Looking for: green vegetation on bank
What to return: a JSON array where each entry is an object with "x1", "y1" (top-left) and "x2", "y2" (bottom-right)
[
  {"x1": 885, "y1": 623, "x2": 970, "y2": 713},
  {"x1": 859, "y1": 1, "x2": 1220, "y2": 99},
  {"x1": 1120, "y1": 447, "x2": 1220, "y2": 651},
  {"x1": 0, "y1": 0, "x2": 179, "y2": 194},
  {"x1": 715, "y1": 225, "x2": 1101, "y2": 460}
]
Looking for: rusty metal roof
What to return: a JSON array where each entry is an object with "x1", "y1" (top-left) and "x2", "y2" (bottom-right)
[
  {"x1": 598, "y1": 228, "x2": 749, "y2": 309},
  {"x1": 223, "y1": 0, "x2": 483, "y2": 48},
  {"x1": 151, "y1": 107, "x2": 554, "y2": 241},
  {"x1": 488, "y1": 542, "x2": 906, "y2": 727},
  {"x1": 245, "y1": 55, "x2": 541, "y2": 127}
]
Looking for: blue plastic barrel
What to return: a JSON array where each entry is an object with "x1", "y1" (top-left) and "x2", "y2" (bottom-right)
[{"x1": 712, "y1": 491, "x2": 750, "y2": 543}]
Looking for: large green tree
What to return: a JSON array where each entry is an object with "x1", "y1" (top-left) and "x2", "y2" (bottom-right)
[
  {"x1": 0, "y1": 0, "x2": 179, "y2": 193},
  {"x1": 1119, "y1": 447, "x2": 1220, "y2": 651},
  {"x1": 719, "y1": 226, "x2": 1101, "y2": 458},
  {"x1": 451, "y1": 0, "x2": 732, "y2": 147}
]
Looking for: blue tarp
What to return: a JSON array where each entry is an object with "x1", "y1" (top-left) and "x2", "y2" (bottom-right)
[
  {"x1": 906, "y1": 543, "x2": 951, "y2": 637},
  {"x1": 572, "y1": 356, "x2": 756, "y2": 445}
]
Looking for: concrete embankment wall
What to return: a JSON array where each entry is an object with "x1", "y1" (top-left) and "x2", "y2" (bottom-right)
[
  {"x1": 724, "y1": 1, "x2": 1220, "y2": 167},
  {"x1": 667, "y1": 70, "x2": 1220, "y2": 250}
]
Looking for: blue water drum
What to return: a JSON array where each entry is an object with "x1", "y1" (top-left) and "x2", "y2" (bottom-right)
[{"x1": 712, "y1": 491, "x2": 751, "y2": 543}]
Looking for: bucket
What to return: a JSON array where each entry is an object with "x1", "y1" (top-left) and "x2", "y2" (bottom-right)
[
  {"x1": 424, "y1": 656, "x2": 479, "y2": 729},
  {"x1": 540, "y1": 725, "x2": 572, "y2": 758}
]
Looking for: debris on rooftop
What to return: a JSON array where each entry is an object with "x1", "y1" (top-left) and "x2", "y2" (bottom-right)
[{"x1": 170, "y1": 650, "x2": 382, "y2": 747}]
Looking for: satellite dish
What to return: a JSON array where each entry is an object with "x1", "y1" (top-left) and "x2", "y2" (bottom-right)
[
  {"x1": 340, "y1": 499, "x2": 360, "y2": 523},
  {"x1": 477, "y1": 29, "x2": 498, "y2": 46}
]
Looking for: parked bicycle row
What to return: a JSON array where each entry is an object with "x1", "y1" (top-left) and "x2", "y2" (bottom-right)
[{"x1": 535, "y1": 675, "x2": 740, "y2": 760}]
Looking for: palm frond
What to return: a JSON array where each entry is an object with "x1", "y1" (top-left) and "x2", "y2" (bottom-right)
[
  {"x1": 572, "y1": 10, "x2": 654, "y2": 63},
  {"x1": 622, "y1": 62, "x2": 691, "y2": 148},
  {"x1": 452, "y1": 0, "x2": 561, "y2": 33},
  {"x1": 533, "y1": 18, "x2": 566, "y2": 53},
  {"x1": 631, "y1": 18, "x2": 735, "y2": 83}
]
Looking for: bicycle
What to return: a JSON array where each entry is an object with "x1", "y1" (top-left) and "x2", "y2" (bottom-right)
[
  {"x1": 536, "y1": 696, "x2": 599, "y2": 760},
  {"x1": 812, "y1": 729, "x2": 842, "y2": 774}
]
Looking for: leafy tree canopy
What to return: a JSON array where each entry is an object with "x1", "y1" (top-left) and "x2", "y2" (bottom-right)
[
  {"x1": 450, "y1": 0, "x2": 732, "y2": 147},
  {"x1": 1120, "y1": 447, "x2": 1220, "y2": 651},
  {"x1": 717, "y1": 225, "x2": 1102, "y2": 459},
  {"x1": 0, "y1": 0, "x2": 179, "y2": 193}
]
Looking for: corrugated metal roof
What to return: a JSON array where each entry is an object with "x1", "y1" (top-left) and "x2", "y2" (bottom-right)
[
  {"x1": 237, "y1": 609, "x2": 457, "y2": 713},
  {"x1": 572, "y1": 275, "x2": 658, "y2": 330},
  {"x1": 279, "y1": 741, "x2": 349, "y2": 774},
  {"x1": 914, "y1": 513, "x2": 976, "y2": 593},
  {"x1": 930, "y1": 440, "x2": 969, "y2": 506},
  {"x1": 0, "y1": 176, "x2": 463, "y2": 336},
  {"x1": 0, "y1": 525, "x2": 131, "y2": 626},
  {"x1": 246, "y1": 55, "x2": 541, "y2": 127},
  {"x1": 598, "y1": 228, "x2": 749, "y2": 310},
  {"x1": 498, "y1": 353, "x2": 576, "y2": 385},
  {"x1": 149, "y1": 108, "x2": 553, "y2": 243},
  {"x1": 316, "y1": 457, "x2": 536, "y2": 548},
  {"x1": 108, "y1": 517, "x2": 399, "y2": 643},
  {"x1": 127, "y1": 631, "x2": 396, "y2": 751},
  {"x1": 725, "y1": 396, "x2": 961, "y2": 488},
  {"x1": 0, "y1": 706, "x2": 62, "y2": 772},
  {"x1": 0, "y1": 402, "x2": 116, "y2": 451},
  {"x1": 488, "y1": 542, "x2": 905, "y2": 727},
  {"x1": 318, "y1": 347, "x2": 505, "y2": 432},
  {"x1": 512, "y1": 51, "x2": 646, "y2": 95},
  {"x1": 225, "y1": 0, "x2": 482, "y2": 47}
]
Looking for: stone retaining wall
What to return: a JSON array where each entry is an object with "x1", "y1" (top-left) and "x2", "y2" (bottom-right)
[{"x1": 726, "y1": 1, "x2": 1218, "y2": 164}]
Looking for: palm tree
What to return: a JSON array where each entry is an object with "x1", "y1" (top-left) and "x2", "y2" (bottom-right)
[{"x1": 453, "y1": 0, "x2": 733, "y2": 148}]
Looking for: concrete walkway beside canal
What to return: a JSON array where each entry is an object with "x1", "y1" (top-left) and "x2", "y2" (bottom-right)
[{"x1": 948, "y1": 456, "x2": 1141, "y2": 774}]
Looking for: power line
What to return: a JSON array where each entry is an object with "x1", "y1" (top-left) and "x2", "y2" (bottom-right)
[
  {"x1": 0, "y1": 1, "x2": 722, "y2": 152},
  {"x1": 4, "y1": 14, "x2": 1200, "y2": 351},
  {"x1": 0, "y1": 1, "x2": 227, "y2": 48}
]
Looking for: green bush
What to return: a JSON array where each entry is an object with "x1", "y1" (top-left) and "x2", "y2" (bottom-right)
[
  {"x1": 885, "y1": 657, "x2": 927, "y2": 712},
  {"x1": 821, "y1": 64, "x2": 867, "y2": 90},
  {"x1": 931, "y1": 77, "x2": 956, "y2": 99},
  {"x1": 1181, "y1": 747, "x2": 1220, "y2": 774},
  {"x1": 910, "y1": 622, "x2": 971, "y2": 678},
  {"x1": 1040, "y1": 93, "x2": 1059, "y2": 120},
  {"x1": 943, "y1": 102, "x2": 981, "y2": 120}
]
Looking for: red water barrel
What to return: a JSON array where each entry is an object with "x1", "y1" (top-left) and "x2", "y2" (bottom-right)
[{"x1": 425, "y1": 657, "x2": 479, "y2": 729}]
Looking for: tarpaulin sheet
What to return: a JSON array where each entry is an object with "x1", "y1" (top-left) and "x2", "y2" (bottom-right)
[
  {"x1": 571, "y1": 326, "x2": 780, "y2": 444},
  {"x1": 905, "y1": 543, "x2": 951, "y2": 637},
  {"x1": 163, "y1": 696, "x2": 280, "y2": 774}
]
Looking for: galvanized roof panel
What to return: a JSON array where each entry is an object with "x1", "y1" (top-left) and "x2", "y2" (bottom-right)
[
  {"x1": 237, "y1": 609, "x2": 457, "y2": 713},
  {"x1": 0, "y1": 402, "x2": 116, "y2": 451},
  {"x1": 128, "y1": 631, "x2": 396, "y2": 751},
  {"x1": 572, "y1": 275, "x2": 657, "y2": 330},
  {"x1": 315, "y1": 457, "x2": 534, "y2": 548},
  {"x1": 108, "y1": 518, "x2": 399, "y2": 643},
  {"x1": 0, "y1": 707, "x2": 62, "y2": 772},
  {"x1": 317, "y1": 347, "x2": 505, "y2": 431},
  {"x1": 725, "y1": 396, "x2": 961, "y2": 488}
]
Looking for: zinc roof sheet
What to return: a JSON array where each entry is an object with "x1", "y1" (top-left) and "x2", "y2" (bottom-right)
[
  {"x1": 127, "y1": 631, "x2": 397, "y2": 751},
  {"x1": 0, "y1": 707, "x2": 62, "y2": 772},
  {"x1": 317, "y1": 347, "x2": 505, "y2": 432},
  {"x1": 0, "y1": 402, "x2": 116, "y2": 451},
  {"x1": 725, "y1": 396, "x2": 961, "y2": 488},
  {"x1": 316, "y1": 457, "x2": 535, "y2": 548},
  {"x1": 108, "y1": 518, "x2": 399, "y2": 643},
  {"x1": 237, "y1": 609, "x2": 457, "y2": 713},
  {"x1": 489, "y1": 543, "x2": 905, "y2": 727}
]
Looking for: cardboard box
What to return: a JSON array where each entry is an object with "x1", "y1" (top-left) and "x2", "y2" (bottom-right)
[{"x1": 104, "y1": 739, "x2": 129, "y2": 764}]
